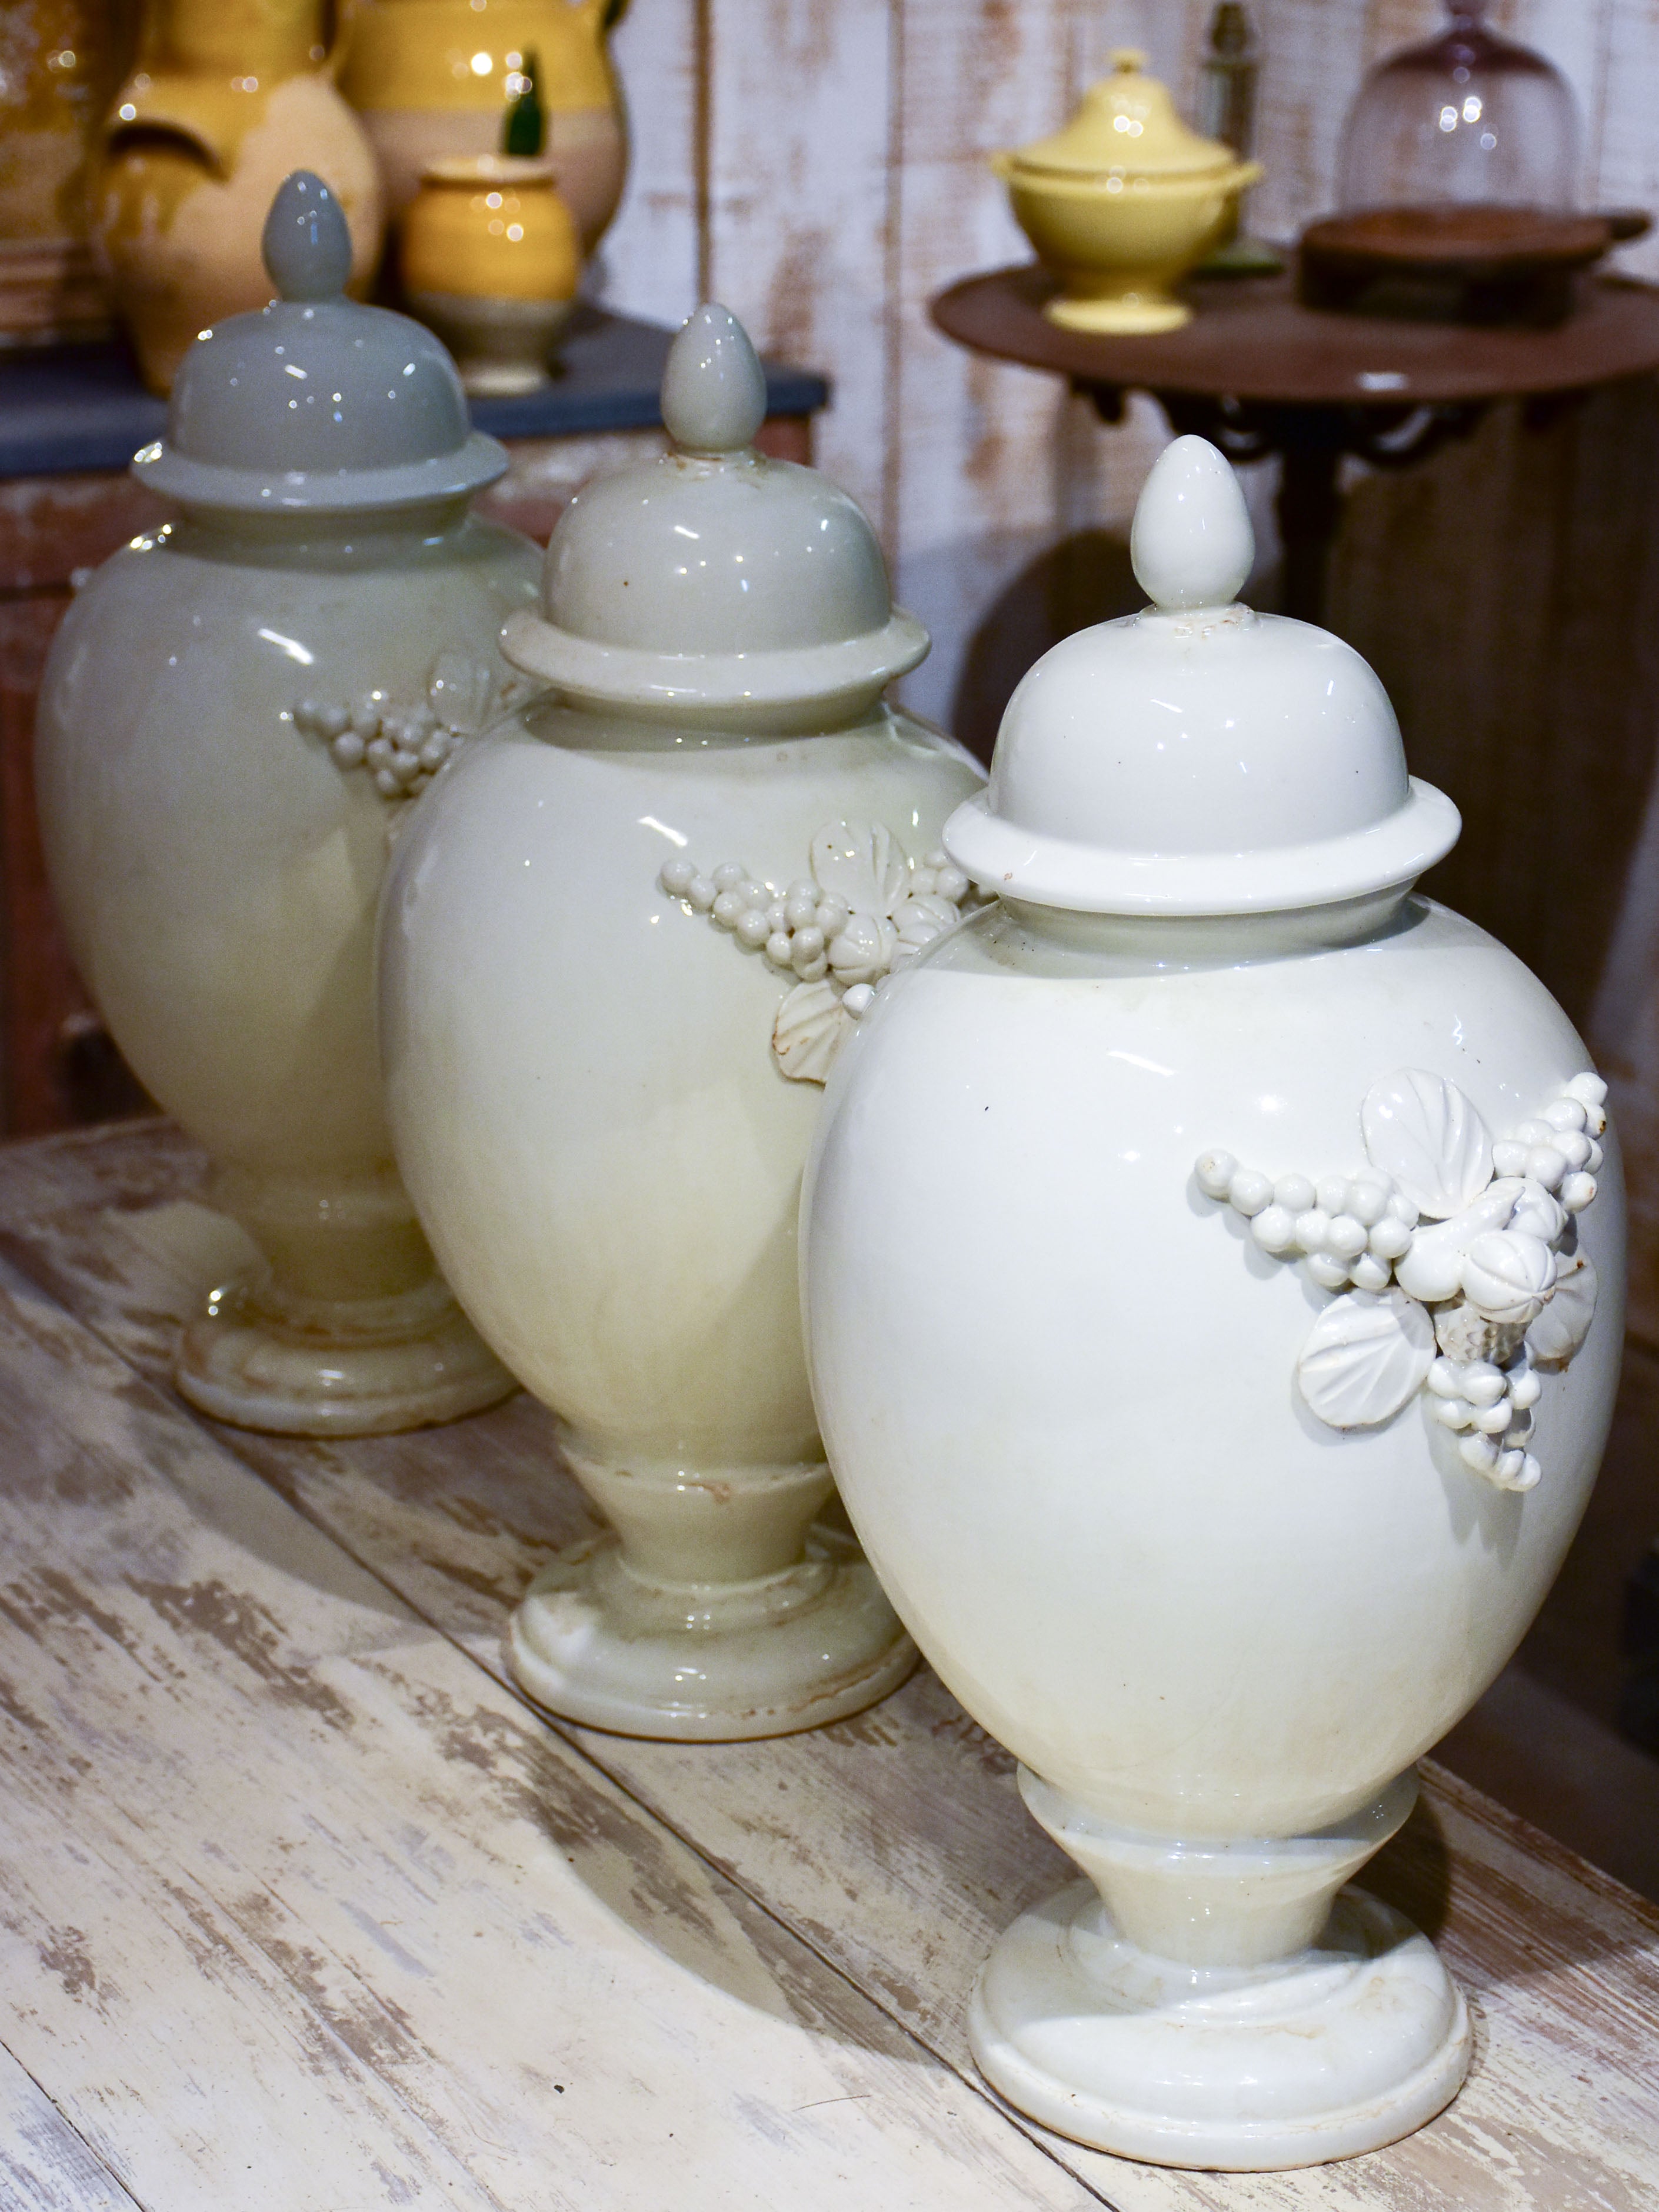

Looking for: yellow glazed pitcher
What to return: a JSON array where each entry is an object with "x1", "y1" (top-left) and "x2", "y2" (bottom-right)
[
  {"x1": 0, "y1": 0, "x2": 132, "y2": 343},
  {"x1": 339, "y1": 0, "x2": 627, "y2": 251},
  {"x1": 95, "y1": 0, "x2": 383, "y2": 391}
]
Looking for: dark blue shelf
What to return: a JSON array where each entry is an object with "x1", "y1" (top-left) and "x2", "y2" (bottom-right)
[{"x1": 0, "y1": 306, "x2": 831, "y2": 479}]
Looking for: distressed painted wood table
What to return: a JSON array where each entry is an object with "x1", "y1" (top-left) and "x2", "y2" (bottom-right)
[{"x1": 1, "y1": 1118, "x2": 1656, "y2": 2211}]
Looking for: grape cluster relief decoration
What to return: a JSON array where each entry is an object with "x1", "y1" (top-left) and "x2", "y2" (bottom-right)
[
  {"x1": 1196, "y1": 1068, "x2": 1607, "y2": 1491},
  {"x1": 293, "y1": 654, "x2": 535, "y2": 803},
  {"x1": 660, "y1": 822, "x2": 980, "y2": 1082}
]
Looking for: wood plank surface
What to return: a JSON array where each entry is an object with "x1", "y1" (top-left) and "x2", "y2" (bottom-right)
[
  {"x1": 594, "y1": 0, "x2": 701, "y2": 330},
  {"x1": 0, "y1": 1119, "x2": 1655, "y2": 2208},
  {"x1": 0, "y1": 1230, "x2": 1099, "y2": 2211},
  {"x1": 0, "y1": 2047, "x2": 142, "y2": 2212},
  {"x1": 704, "y1": 0, "x2": 896, "y2": 532}
]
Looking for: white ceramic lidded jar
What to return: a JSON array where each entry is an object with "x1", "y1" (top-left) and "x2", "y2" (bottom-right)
[
  {"x1": 37, "y1": 172, "x2": 541, "y2": 1435},
  {"x1": 378, "y1": 304, "x2": 986, "y2": 1738},
  {"x1": 802, "y1": 438, "x2": 1623, "y2": 2168}
]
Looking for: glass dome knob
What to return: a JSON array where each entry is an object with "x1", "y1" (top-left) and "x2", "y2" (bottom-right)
[
  {"x1": 1130, "y1": 435, "x2": 1255, "y2": 612},
  {"x1": 661, "y1": 302, "x2": 768, "y2": 454},
  {"x1": 262, "y1": 171, "x2": 353, "y2": 303}
]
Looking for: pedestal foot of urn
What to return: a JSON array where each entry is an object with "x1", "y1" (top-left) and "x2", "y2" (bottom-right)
[
  {"x1": 176, "y1": 1272, "x2": 517, "y2": 1437},
  {"x1": 508, "y1": 1530, "x2": 917, "y2": 1740},
  {"x1": 969, "y1": 1767, "x2": 1471, "y2": 2170}
]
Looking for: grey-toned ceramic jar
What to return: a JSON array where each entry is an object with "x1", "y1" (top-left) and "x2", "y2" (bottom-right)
[{"x1": 37, "y1": 172, "x2": 541, "y2": 1435}]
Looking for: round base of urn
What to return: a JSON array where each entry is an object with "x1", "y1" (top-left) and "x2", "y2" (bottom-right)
[
  {"x1": 970, "y1": 1770, "x2": 1471, "y2": 2171},
  {"x1": 176, "y1": 1274, "x2": 518, "y2": 1437},
  {"x1": 508, "y1": 1530, "x2": 918, "y2": 1740}
]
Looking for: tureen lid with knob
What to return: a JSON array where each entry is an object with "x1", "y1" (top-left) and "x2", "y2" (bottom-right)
[
  {"x1": 499, "y1": 302, "x2": 928, "y2": 727},
  {"x1": 1002, "y1": 47, "x2": 1241, "y2": 181},
  {"x1": 944, "y1": 435, "x2": 1461, "y2": 914},
  {"x1": 134, "y1": 170, "x2": 507, "y2": 514}
]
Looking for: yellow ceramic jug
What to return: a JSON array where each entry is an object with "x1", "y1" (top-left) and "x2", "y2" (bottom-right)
[
  {"x1": 339, "y1": 0, "x2": 627, "y2": 252},
  {"x1": 0, "y1": 0, "x2": 132, "y2": 342},
  {"x1": 94, "y1": 0, "x2": 383, "y2": 392}
]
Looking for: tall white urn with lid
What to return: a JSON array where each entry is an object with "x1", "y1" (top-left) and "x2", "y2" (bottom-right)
[
  {"x1": 378, "y1": 305, "x2": 985, "y2": 1739},
  {"x1": 801, "y1": 437, "x2": 1623, "y2": 2167},
  {"x1": 36, "y1": 173, "x2": 539, "y2": 1434}
]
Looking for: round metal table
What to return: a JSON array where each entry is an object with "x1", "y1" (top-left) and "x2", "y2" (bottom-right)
[{"x1": 932, "y1": 263, "x2": 1659, "y2": 620}]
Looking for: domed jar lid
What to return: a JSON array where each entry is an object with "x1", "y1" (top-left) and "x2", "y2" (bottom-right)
[
  {"x1": 500, "y1": 303, "x2": 929, "y2": 730},
  {"x1": 1002, "y1": 49, "x2": 1239, "y2": 181},
  {"x1": 945, "y1": 436, "x2": 1461, "y2": 915},
  {"x1": 134, "y1": 171, "x2": 507, "y2": 514}
]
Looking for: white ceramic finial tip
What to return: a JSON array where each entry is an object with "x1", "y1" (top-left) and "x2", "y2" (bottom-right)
[
  {"x1": 262, "y1": 171, "x2": 351, "y2": 302},
  {"x1": 661, "y1": 302, "x2": 768, "y2": 455},
  {"x1": 1130, "y1": 435, "x2": 1255, "y2": 613}
]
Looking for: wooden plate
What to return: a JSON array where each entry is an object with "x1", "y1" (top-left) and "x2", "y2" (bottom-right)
[{"x1": 1300, "y1": 205, "x2": 1650, "y2": 325}]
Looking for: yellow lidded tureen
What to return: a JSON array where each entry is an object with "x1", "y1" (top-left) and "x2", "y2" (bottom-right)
[{"x1": 992, "y1": 49, "x2": 1262, "y2": 333}]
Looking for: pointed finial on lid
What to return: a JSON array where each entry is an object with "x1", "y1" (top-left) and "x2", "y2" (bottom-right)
[
  {"x1": 1130, "y1": 435, "x2": 1254, "y2": 612},
  {"x1": 661, "y1": 302, "x2": 768, "y2": 455},
  {"x1": 262, "y1": 171, "x2": 352, "y2": 303}
]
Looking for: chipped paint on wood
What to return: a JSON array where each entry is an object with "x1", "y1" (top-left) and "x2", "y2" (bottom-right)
[
  {"x1": 1, "y1": 1121, "x2": 1657, "y2": 2208},
  {"x1": 0, "y1": 1227, "x2": 1098, "y2": 2210},
  {"x1": 0, "y1": 2047, "x2": 144, "y2": 2212}
]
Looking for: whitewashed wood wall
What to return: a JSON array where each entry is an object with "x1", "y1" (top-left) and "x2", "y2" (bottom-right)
[
  {"x1": 594, "y1": 0, "x2": 1659, "y2": 1340},
  {"x1": 596, "y1": 0, "x2": 1659, "y2": 725}
]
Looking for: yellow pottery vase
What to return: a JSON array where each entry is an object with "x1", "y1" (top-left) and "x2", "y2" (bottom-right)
[
  {"x1": 0, "y1": 0, "x2": 132, "y2": 342},
  {"x1": 94, "y1": 0, "x2": 384, "y2": 392},
  {"x1": 339, "y1": 0, "x2": 626, "y2": 252},
  {"x1": 402, "y1": 153, "x2": 579, "y2": 393},
  {"x1": 994, "y1": 48, "x2": 1261, "y2": 335}
]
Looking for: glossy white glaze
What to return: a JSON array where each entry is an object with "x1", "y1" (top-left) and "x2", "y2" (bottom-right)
[
  {"x1": 947, "y1": 441, "x2": 1458, "y2": 914},
  {"x1": 807, "y1": 900, "x2": 1621, "y2": 1829},
  {"x1": 379, "y1": 307, "x2": 984, "y2": 1738},
  {"x1": 801, "y1": 437, "x2": 1623, "y2": 2166},
  {"x1": 1198, "y1": 1063, "x2": 1607, "y2": 1488}
]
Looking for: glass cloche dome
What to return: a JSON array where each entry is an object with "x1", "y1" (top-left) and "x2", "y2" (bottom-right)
[{"x1": 1337, "y1": 2, "x2": 1579, "y2": 212}]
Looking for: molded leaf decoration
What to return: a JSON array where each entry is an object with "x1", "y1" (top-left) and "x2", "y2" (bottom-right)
[
  {"x1": 1297, "y1": 1290, "x2": 1435, "y2": 1429},
  {"x1": 427, "y1": 651, "x2": 494, "y2": 737},
  {"x1": 1527, "y1": 1251, "x2": 1597, "y2": 1369},
  {"x1": 772, "y1": 979, "x2": 852, "y2": 1084},
  {"x1": 811, "y1": 821, "x2": 910, "y2": 920},
  {"x1": 1361, "y1": 1069, "x2": 1493, "y2": 1220}
]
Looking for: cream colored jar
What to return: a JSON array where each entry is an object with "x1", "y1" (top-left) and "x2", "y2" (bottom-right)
[
  {"x1": 802, "y1": 440, "x2": 1621, "y2": 2167},
  {"x1": 379, "y1": 306, "x2": 986, "y2": 1738},
  {"x1": 38, "y1": 174, "x2": 540, "y2": 1435}
]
